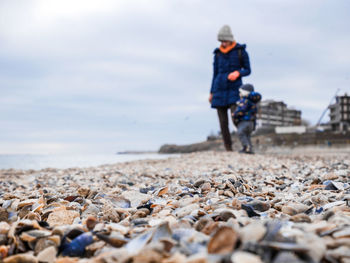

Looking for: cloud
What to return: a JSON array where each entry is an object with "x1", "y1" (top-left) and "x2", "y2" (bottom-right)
[{"x1": 0, "y1": 0, "x2": 349, "y2": 154}]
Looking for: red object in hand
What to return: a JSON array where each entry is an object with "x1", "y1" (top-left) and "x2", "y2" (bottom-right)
[{"x1": 228, "y1": 71, "x2": 240, "y2": 81}]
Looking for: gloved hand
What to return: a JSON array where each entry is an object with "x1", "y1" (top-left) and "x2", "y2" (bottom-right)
[{"x1": 228, "y1": 71, "x2": 240, "y2": 81}]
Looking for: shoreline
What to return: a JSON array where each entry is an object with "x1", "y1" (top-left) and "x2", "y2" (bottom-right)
[
  {"x1": 0, "y1": 153, "x2": 179, "y2": 172},
  {"x1": 1, "y1": 144, "x2": 350, "y2": 172}
]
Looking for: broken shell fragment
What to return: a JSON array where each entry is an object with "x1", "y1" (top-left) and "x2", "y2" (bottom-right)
[
  {"x1": 61, "y1": 232, "x2": 94, "y2": 257},
  {"x1": 3, "y1": 253, "x2": 38, "y2": 263},
  {"x1": 207, "y1": 226, "x2": 237, "y2": 254},
  {"x1": 47, "y1": 209, "x2": 80, "y2": 227}
]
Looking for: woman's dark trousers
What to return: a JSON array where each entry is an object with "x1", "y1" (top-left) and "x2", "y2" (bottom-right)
[{"x1": 217, "y1": 105, "x2": 237, "y2": 151}]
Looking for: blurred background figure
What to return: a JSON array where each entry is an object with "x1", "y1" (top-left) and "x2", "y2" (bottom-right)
[{"x1": 233, "y1": 84, "x2": 262, "y2": 154}]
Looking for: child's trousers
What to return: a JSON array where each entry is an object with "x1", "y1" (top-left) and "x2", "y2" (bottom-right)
[{"x1": 237, "y1": 120, "x2": 254, "y2": 149}]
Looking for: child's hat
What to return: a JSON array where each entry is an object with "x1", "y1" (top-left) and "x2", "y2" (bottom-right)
[{"x1": 239, "y1": 84, "x2": 254, "y2": 92}]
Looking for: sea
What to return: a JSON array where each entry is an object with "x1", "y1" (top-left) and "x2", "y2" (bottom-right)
[{"x1": 0, "y1": 153, "x2": 177, "y2": 170}]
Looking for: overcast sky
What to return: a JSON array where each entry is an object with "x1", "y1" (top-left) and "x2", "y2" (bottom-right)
[{"x1": 1, "y1": 0, "x2": 349, "y2": 154}]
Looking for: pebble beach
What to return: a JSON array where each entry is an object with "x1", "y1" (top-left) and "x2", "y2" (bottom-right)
[{"x1": 0, "y1": 150, "x2": 350, "y2": 263}]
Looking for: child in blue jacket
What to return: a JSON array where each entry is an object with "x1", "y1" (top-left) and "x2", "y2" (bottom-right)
[{"x1": 232, "y1": 84, "x2": 262, "y2": 154}]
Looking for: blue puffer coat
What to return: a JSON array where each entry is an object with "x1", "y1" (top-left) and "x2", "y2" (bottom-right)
[
  {"x1": 210, "y1": 43, "x2": 251, "y2": 108},
  {"x1": 233, "y1": 91, "x2": 262, "y2": 126}
]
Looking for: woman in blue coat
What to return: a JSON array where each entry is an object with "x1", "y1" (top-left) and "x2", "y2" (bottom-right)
[{"x1": 209, "y1": 25, "x2": 251, "y2": 151}]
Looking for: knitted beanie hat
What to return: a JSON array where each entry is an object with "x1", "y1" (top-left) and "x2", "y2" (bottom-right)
[
  {"x1": 239, "y1": 84, "x2": 254, "y2": 97},
  {"x1": 240, "y1": 84, "x2": 254, "y2": 92},
  {"x1": 217, "y1": 25, "x2": 234, "y2": 42}
]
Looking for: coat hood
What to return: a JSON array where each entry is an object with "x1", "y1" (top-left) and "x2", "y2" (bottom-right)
[{"x1": 247, "y1": 92, "x2": 262, "y2": 104}]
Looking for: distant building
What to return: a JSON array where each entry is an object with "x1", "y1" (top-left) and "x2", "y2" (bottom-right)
[
  {"x1": 329, "y1": 93, "x2": 350, "y2": 131},
  {"x1": 275, "y1": 126, "x2": 306, "y2": 134},
  {"x1": 257, "y1": 100, "x2": 302, "y2": 128}
]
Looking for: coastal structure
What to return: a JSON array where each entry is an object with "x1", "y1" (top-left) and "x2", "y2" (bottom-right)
[
  {"x1": 256, "y1": 100, "x2": 302, "y2": 128},
  {"x1": 329, "y1": 93, "x2": 350, "y2": 131},
  {"x1": 275, "y1": 126, "x2": 306, "y2": 134}
]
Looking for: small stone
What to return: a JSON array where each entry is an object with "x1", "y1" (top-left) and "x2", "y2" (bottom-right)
[
  {"x1": 200, "y1": 183, "x2": 211, "y2": 192},
  {"x1": 231, "y1": 251, "x2": 263, "y2": 263},
  {"x1": 121, "y1": 191, "x2": 151, "y2": 208},
  {"x1": 47, "y1": 208, "x2": 80, "y2": 227},
  {"x1": 249, "y1": 200, "x2": 271, "y2": 212},
  {"x1": 281, "y1": 206, "x2": 298, "y2": 216},
  {"x1": 232, "y1": 199, "x2": 242, "y2": 209},
  {"x1": 132, "y1": 248, "x2": 163, "y2": 263},
  {"x1": 81, "y1": 204, "x2": 99, "y2": 218},
  {"x1": 308, "y1": 184, "x2": 325, "y2": 191},
  {"x1": 163, "y1": 252, "x2": 187, "y2": 263},
  {"x1": 333, "y1": 227, "x2": 350, "y2": 239},
  {"x1": 326, "y1": 246, "x2": 350, "y2": 259},
  {"x1": 132, "y1": 210, "x2": 148, "y2": 220},
  {"x1": 0, "y1": 245, "x2": 8, "y2": 259},
  {"x1": 218, "y1": 209, "x2": 236, "y2": 221},
  {"x1": 0, "y1": 208, "x2": 8, "y2": 222},
  {"x1": 292, "y1": 203, "x2": 310, "y2": 214},
  {"x1": 325, "y1": 181, "x2": 344, "y2": 191},
  {"x1": 94, "y1": 248, "x2": 129, "y2": 263},
  {"x1": 186, "y1": 253, "x2": 208, "y2": 263},
  {"x1": 281, "y1": 203, "x2": 309, "y2": 215},
  {"x1": 207, "y1": 226, "x2": 237, "y2": 254},
  {"x1": 217, "y1": 184, "x2": 226, "y2": 190},
  {"x1": 77, "y1": 187, "x2": 90, "y2": 197},
  {"x1": 34, "y1": 236, "x2": 59, "y2": 255},
  {"x1": 0, "y1": 222, "x2": 10, "y2": 235},
  {"x1": 194, "y1": 217, "x2": 212, "y2": 232},
  {"x1": 85, "y1": 241, "x2": 106, "y2": 257},
  {"x1": 85, "y1": 216, "x2": 98, "y2": 231},
  {"x1": 107, "y1": 196, "x2": 131, "y2": 209},
  {"x1": 0, "y1": 234, "x2": 7, "y2": 245},
  {"x1": 224, "y1": 190, "x2": 234, "y2": 197},
  {"x1": 157, "y1": 186, "x2": 169, "y2": 196},
  {"x1": 241, "y1": 204, "x2": 260, "y2": 217},
  {"x1": 37, "y1": 246, "x2": 57, "y2": 263},
  {"x1": 201, "y1": 221, "x2": 219, "y2": 235},
  {"x1": 240, "y1": 222, "x2": 266, "y2": 244},
  {"x1": 175, "y1": 204, "x2": 200, "y2": 218},
  {"x1": 290, "y1": 214, "x2": 312, "y2": 223},
  {"x1": 17, "y1": 199, "x2": 39, "y2": 209},
  {"x1": 272, "y1": 252, "x2": 305, "y2": 263},
  {"x1": 55, "y1": 258, "x2": 79, "y2": 263},
  {"x1": 194, "y1": 180, "x2": 207, "y2": 188},
  {"x1": 101, "y1": 201, "x2": 120, "y2": 222},
  {"x1": 323, "y1": 173, "x2": 339, "y2": 181},
  {"x1": 3, "y1": 253, "x2": 38, "y2": 263}
]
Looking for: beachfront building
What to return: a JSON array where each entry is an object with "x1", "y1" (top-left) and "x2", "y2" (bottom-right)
[
  {"x1": 329, "y1": 93, "x2": 350, "y2": 131},
  {"x1": 256, "y1": 100, "x2": 302, "y2": 128}
]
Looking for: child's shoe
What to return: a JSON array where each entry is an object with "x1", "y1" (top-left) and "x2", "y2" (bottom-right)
[
  {"x1": 239, "y1": 146, "x2": 254, "y2": 154},
  {"x1": 239, "y1": 147, "x2": 247, "y2": 154},
  {"x1": 245, "y1": 147, "x2": 255, "y2": 154}
]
